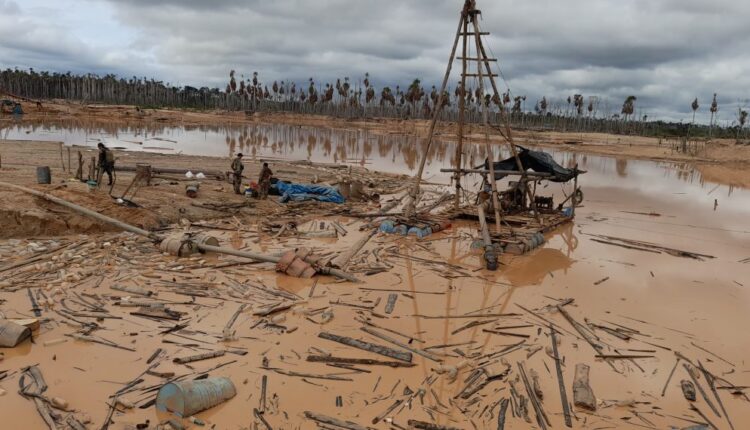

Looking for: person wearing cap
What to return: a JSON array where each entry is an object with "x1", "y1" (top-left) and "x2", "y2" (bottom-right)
[
  {"x1": 257, "y1": 162, "x2": 273, "y2": 199},
  {"x1": 231, "y1": 153, "x2": 244, "y2": 194}
]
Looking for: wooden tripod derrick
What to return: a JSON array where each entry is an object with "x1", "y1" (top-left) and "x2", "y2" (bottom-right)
[{"x1": 408, "y1": 0, "x2": 542, "y2": 228}]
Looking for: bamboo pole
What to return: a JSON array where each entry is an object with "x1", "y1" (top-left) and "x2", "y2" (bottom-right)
[
  {"x1": 407, "y1": 5, "x2": 466, "y2": 217},
  {"x1": 470, "y1": 9, "x2": 502, "y2": 232},
  {"x1": 453, "y1": 12, "x2": 470, "y2": 210}
]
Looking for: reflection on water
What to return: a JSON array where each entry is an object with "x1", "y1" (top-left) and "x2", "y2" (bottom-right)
[{"x1": 2, "y1": 118, "x2": 749, "y2": 204}]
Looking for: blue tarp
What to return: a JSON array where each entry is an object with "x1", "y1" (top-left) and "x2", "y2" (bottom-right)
[{"x1": 274, "y1": 181, "x2": 345, "y2": 204}]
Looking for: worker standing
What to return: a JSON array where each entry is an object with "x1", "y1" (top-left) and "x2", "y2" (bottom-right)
[
  {"x1": 231, "y1": 153, "x2": 244, "y2": 194},
  {"x1": 258, "y1": 162, "x2": 273, "y2": 199},
  {"x1": 97, "y1": 143, "x2": 115, "y2": 185}
]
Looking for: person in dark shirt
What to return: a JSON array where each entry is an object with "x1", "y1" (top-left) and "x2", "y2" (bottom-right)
[
  {"x1": 258, "y1": 162, "x2": 273, "y2": 199},
  {"x1": 97, "y1": 143, "x2": 115, "y2": 185}
]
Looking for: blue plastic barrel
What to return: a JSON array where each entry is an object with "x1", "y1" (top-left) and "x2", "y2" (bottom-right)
[
  {"x1": 379, "y1": 220, "x2": 396, "y2": 234},
  {"x1": 156, "y1": 377, "x2": 236, "y2": 417},
  {"x1": 407, "y1": 226, "x2": 433, "y2": 239}
]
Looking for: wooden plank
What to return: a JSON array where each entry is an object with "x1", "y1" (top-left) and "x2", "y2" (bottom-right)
[
  {"x1": 318, "y1": 331, "x2": 412, "y2": 362},
  {"x1": 306, "y1": 355, "x2": 416, "y2": 368},
  {"x1": 384, "y1": 293, "x2": 397, "y2": 314},
  {"x1": 304, "y1": 411, "x2": 370, "y2": 430},
  {"x1": 551, "y1": 328, "x2": 573, "y2": 427},
  {"x1": 360, "y1": 327, "x2": 442, "y2": 363}
]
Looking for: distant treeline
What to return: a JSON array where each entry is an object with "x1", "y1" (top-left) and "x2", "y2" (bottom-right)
[{"x1": 1, "y1": 68, "x2": 747, "y2": 140}]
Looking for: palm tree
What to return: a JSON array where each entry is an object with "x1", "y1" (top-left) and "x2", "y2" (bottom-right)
[
  {"x1": 573, "y1": 94, "x2": 584, "y2": 116},
  {"x1": 621, "y1": 96, "x2": 637, "y2": 120},
  {"x1": 229, "y1": 70, "x2": 237, "y2": 93},
  {"x1": 688, "y1": 97, "x2": 699, "y2": 138},
  {"x1": 738, "y1": 108, "x2": 748, "y2": 141},
  {"x1": 709, "y1": 94, "x2": 718, "y2": 137}
]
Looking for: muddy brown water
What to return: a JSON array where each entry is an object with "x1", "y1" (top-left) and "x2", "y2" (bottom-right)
[{"x1": 1, "y1": 120, "x2": 749, "y2": 429}]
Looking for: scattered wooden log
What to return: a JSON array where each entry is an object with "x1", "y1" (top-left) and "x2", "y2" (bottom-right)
[
  {"x1": 684, "y1": 363, "x2": 721, "y2": 418},
  {"x1": 253, "y1": 407, "x2": 273, "y2": 430},
  {"x1": 497, "y1": 398, "x2": 509, "y2": 430},
  {"x1": 452, "y1": 319, "x2": 496, "y2": 335},
  {"x1": 407, "y1": 420, "x2": 463, "y2": 430},
  {"x1": 595, "y1": 354, "x2": 654, "y2": 359},
  {"x1": 260, "y1": 374, "x2": 267, "y2": 413},
  {"x1": 146, "y1": 348, "x2": 163, "y2": 364},
  {"x1": 691, "y1": 342, "x2": 735, "y2": 367},
  {"x1": 482, "y1": 329, "x2": 530, "y2": 339},
  {"x1": 318, "y1": 332, "x2": 412, "y2": 363},
  {"x1": 661, "y1": 357, "x2": 681, "y2": 397},
  {"x1": 372, "y1": 399, "x2": 403, "y2": 424},
  {"x1": 304, "y1": 411, "x2": 370, "y2": 430},
  {"x1": 254, "y1": 303, "x2": 294, "y2": 317},
  {"x1": 593, "y1": 276, "x2": 609, "y2": 285},
  {"x1": 698, "y1": 362, "x2": 734, "y2": 430},
  {"x1": 690, "y1": 404, "x2": 719, "y2": 430},
  {"x1": 67, "y1": 333, "x2": 136, "y2": 352},
  {"x1": 384, "y1": 293, "x2": 397, "y2": 314},
  {"x1": 550, "y1": 327, "x2": 572, "y2": 427},
  {"x1": 360, "y1": 326, "x2": 442, "y2": 363},
  {"x1": 307, "y1": 355, "x2": 416, "y2": 368},
  {"x1": 271, "y1": 368, "x2": 352, "y2": 381},
  {"x1": 572, "y1": 363, "x2": 596, "y2": 411},
  {"x1": 518, "y1": 362, "x2": 550, "y2": 429},
  {"x1": 173, "y1": 350, "x2": 226, "y2": 364}
]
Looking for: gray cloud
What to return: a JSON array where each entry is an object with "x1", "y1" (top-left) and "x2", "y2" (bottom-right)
[{"x1": 1, "y1": 0, "x2": 748, "y2": 123}]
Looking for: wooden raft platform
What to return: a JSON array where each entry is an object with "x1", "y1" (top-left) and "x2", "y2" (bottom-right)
[{"x1": 444, "y1": 206, "x2": 573, "y2": 239}]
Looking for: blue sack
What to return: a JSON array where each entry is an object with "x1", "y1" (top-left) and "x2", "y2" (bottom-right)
[{"x1": 274, "y1": 181, "x2": 345, "y2": 204}]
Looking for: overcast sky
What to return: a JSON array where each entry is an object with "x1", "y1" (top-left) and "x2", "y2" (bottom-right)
[{"x1": 1, "y1": 0, "x2": 748, "y2": 122}]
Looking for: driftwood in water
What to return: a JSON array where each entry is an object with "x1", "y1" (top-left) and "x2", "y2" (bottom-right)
[
  {"x1": 360, "y1": 326, "x2": 442, "y2": 363},
  {"x1": 318, "y1": 331, "x2": 412, "y2": 362},
  {"x1": 698, "y1": 362, "x2": 734, "y2": 430},
  {"x1": 518, "y1": 362, "x2": 550, "y2": 429},
  {"x1": 384, "y1": 293, "x2": 398, "y2": 314},
  {"x1": 590, "y1": 234, "x2": 715, "y2": 260},
  {"x1": 681, "y1": 380, "x2": 697, "y2": 401},
  {"x1": 253, "y1": 408, "x2": 272, "y2": 430},
  {"x1": 173, "y1": 350, "x2": 225, "y2": 364},
  {"x1": 260, "y1": 374, "x2": 267, "y2": 413},
  {"x1": 684, "y1": 363, "x2": 721, "y2": 418},
  {"x1": 557, "y1": 305, "x2": 602, "y2": 353},
  {"x1": 306, "y1": 355, "x2": 416, "y2": 368},
  {"x1": 304, "y1": 411, "x2": 370, "y2": 430},
  {"x1": 572, "y1": 363, "x2": 596, "y2": 411},
  {"x1": 661, "y1": 357, "x2": 681, "y2": 397},
  {"x1": 497, "y1": 398, "x2": 509, "y2": 430},
  {"x1": 550, "y1": 328, "x2": 572, "y2": 427},
  {"x1": 407, "y1": 420, "x2": 463, "y2": 430},
  {"x1": 271, "y1": 368, "x2": 352, "y2": 381},
  {"x1": 372, "y1": 399, "x2": 403, "y2": 425}
]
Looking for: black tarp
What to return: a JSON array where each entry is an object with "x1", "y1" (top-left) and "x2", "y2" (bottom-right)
[{"x1": 478, "y1": 146, "x2": 579, "y2": 183}]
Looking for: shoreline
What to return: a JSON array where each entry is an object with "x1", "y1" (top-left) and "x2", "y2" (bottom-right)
[{"x1": 4, "y1": 98, "x2": 750, "y2": 170}]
